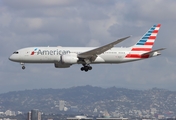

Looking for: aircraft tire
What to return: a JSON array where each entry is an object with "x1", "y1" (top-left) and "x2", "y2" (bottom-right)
[
  {"x1": 22, "y1": 66, "x2": 25, "y2": 70},
  {"x1": 80, "y1": 66, "x2": 91, "y2": 72},
  {"x1": 88, "y1": 66, "x2": 92, "y2": 70},
  {"x1": 84, "y1": 66, "x2": 89, "y2": 72},
  {"x1": 81, "y1": 67, "x2": 84, "y2": 71}
]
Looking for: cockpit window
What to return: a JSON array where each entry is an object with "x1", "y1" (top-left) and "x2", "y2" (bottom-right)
[{"x1": 13, "y1": 51, "x2": 19, "y2": 54}]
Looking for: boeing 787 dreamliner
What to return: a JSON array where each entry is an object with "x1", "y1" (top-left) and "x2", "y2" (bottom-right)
[{"x1": 9, "y1": 24, "x2": 165, "y2": 72}]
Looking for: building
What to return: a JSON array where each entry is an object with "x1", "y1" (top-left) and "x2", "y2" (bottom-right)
[
  {"x1": 96, "y1": 118, "x2": 128, "y2": 120},
  {"x1": 28, "y1": 109, "x2": 41, "y2": 120},
  {"x1": 67, "y1": 116, "x2": 93, "y2": 120},
  {"x1": 59, "y1": 100, "x2": 65, "y2": 111},
  {"x1": 38, "y1": 111, "x2": 41, "y2": 120},
  {"x1": 67, "y1": 116, "x2": 128, "y2": 120},
  {"x1": 5, "y1": 110, "x2": 15, "y2": 116},
  {"x1": 27, "y1": 111, "x2": 31, "y2": 120}
]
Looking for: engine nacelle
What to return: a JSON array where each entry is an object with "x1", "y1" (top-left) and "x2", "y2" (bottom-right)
[
  {"x1": 54, "y1": 62, "x2": 71, "y2": 68},
  {"x1": 61, "y1": 53, "x2": 78, "y2": 64}
]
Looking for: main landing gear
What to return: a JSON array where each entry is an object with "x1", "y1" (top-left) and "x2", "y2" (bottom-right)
[
  {"x1": 21, "y1": 63, "x2": 25, "y2": 70},
  {"x1": 80, "y1": 64, "x2": 92, "y2": 72}
]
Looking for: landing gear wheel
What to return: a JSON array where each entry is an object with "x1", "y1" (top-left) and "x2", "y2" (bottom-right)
[
  {"x1": 88, "y1": 66, "x2": 92, "y2": 70},
  {"x1": 81, "y1": 67, "x2": 84, "y2": 71},
  {"x1": 80, "y1": 64, "x2": 92, "y2": 72},
  {"x1": 20, "y1": 63, "x2": 25, "y2": 70},
  {"x1": 84, "y1": 66, "x2": 89, "y2": 72},
  {"x1": 22, "y1": 66, "x2": 25, "y2": 70}
]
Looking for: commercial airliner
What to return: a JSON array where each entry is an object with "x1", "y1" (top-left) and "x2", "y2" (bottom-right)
[{"x1": 9, "y1": 24, "x2": 165, "y2": 72}]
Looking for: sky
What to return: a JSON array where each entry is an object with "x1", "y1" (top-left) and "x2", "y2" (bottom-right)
[{"x1": 0, "y1": 0, "x2": 176, "y2": 93}]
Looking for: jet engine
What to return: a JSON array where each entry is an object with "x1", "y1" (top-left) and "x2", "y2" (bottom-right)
[
  {"x1": 54, "y1": 62, "x2": 71, "y2": 68},
  {"x1": 61, "y1": 53, "x2": 79, "y2": 64}
]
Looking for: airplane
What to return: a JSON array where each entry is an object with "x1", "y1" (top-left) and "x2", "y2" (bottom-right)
[{"x1": 9, "y1": 24, "x2": 165, "y2": 72}]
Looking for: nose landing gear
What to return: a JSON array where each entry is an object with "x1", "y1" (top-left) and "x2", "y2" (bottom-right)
[
  {"x1": 20, "y1": 63, "x2": 25, "y2": 70},
  {"x1": 22, "y1": 66, "x2": 25, "y2": 70},
  {"x1": 80, "y1": 64, "x2": 92, "y2": 72}
]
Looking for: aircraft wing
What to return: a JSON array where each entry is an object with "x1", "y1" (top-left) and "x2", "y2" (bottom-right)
[{"x1": 78, "y1": 36, "x2": 131, "y2": 61}]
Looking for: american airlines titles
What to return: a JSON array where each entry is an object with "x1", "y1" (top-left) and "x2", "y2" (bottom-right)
[{"x1": 36, "y1": 49, "x2": 70, "y2": 55}]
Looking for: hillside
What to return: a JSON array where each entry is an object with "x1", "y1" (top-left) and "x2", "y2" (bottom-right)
[{"x1": 0, "y1": 85, "x2": 175, "y2": 117}]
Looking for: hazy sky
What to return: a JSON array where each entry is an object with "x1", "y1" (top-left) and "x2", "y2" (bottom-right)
[{"x1": 0, "y1": 0, "x2": 176, "y2": 93}]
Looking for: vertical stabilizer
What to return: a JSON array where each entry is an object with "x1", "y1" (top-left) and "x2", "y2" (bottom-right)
[{"x1": 131, "y1": 24, "x2": 161, "y2": 52}]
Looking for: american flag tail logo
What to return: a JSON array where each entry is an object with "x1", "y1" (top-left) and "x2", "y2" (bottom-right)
[{"x1": 131, "y1": 24, "x2": 161, "y2": 52}]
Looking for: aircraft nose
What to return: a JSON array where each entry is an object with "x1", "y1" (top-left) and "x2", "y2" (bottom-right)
[
  {"x1": 9, "y1": 55, "x2": 18, "y2": 61},
  {"x1": 9, "y1": 55, "x2": 13, "y2": 61}
]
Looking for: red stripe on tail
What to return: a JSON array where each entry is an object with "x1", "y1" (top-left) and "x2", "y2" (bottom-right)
[
  {"x1": 144, "y1": 42, "x2": 154, "y2": 45},
  {"x1": 152, "y1": 30, "x2": 158, "y2": 33},
  {"x1": 149, "y1": 36, "x2": 156, "y2": 39},
  {"x1": 131, "y1": 48, "x2": 151, "y2": 51},
  {"x1": 157, "y1": 24, "x2": 161, "y2": 27}
]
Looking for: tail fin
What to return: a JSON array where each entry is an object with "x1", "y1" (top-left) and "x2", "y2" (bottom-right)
[{"x1": 131, "y1": 24, "x2": 161, "y2": 52}]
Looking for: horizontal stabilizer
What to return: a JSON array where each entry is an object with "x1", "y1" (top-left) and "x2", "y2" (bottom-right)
[{"x1": 141, "y1": 48, "x2": 166, "y2": 56}]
